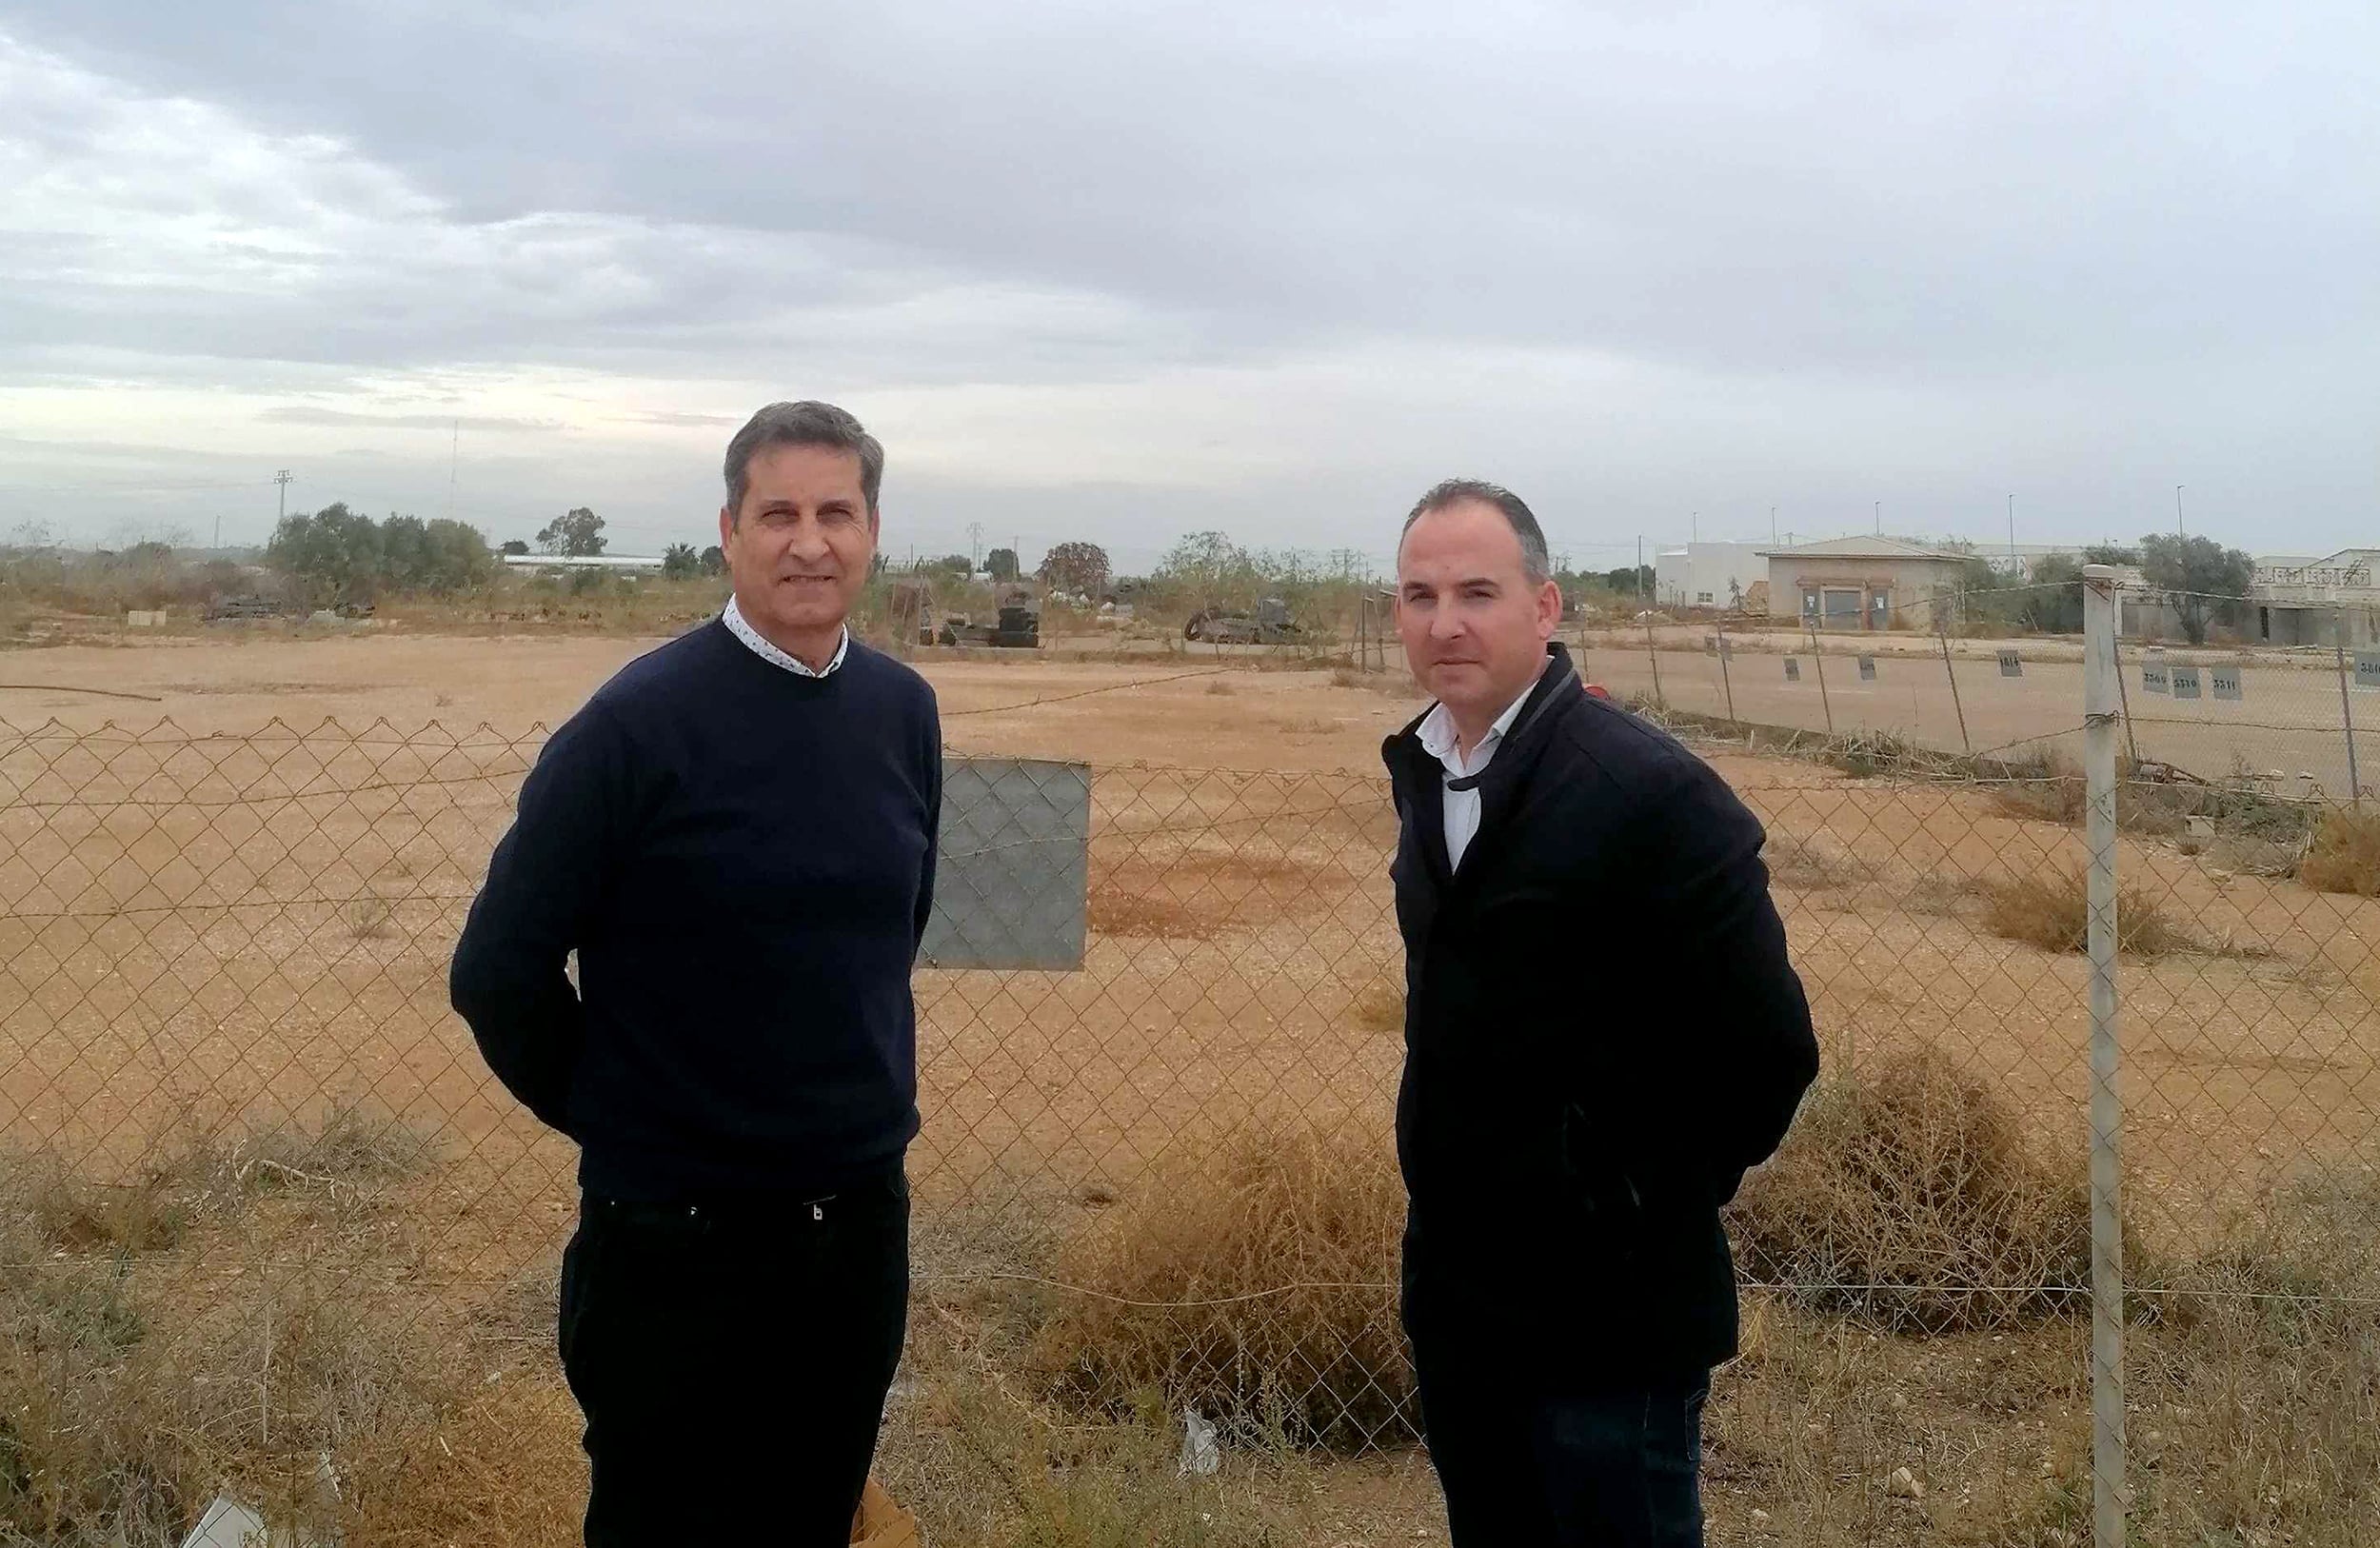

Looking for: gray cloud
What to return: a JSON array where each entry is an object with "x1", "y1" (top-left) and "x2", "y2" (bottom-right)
[
  {"x1": 259, "y1": 407, "x2": 563, "y2": 432},
  {"x1": 1, "y1": 3, "x2": 2374, "y2": 558}
]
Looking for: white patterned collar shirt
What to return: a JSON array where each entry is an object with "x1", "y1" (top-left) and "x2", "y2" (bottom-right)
[
  {"x1": 722, "y1": 596, "x2": 849, "y2": 678},
  {"x1": 1416, "y1": 659, "x2": 1547, "y2": 870}
]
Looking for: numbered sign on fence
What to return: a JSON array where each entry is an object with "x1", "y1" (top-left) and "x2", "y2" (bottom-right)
[
  {"x1": 2142, "y1": 661, "x2": 2170, "y2": 694},
  {"x1": 2171, "y1": 665, "x2": 2203, "y2": 700},
  {"x1": 1997, "y1": 649, "x2": 2023, "y2": 678},
  {"x1": 1784, "y1": 657, "x2": 1801, "y2": 682},
  {"x1": 2357, "y1": 650, "x2": 2380, "y2": 691},
  {"x1": 2211, "y1": 665, "x2": 2243, "y2": 702},
  {"x1": 1857, "y1": 655, "x2": 1877, "y2": 682}
]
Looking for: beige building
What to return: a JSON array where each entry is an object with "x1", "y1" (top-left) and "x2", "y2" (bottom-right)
[{"x1": 1760, "y1": 536, "x2": 1973, "y2": 631}]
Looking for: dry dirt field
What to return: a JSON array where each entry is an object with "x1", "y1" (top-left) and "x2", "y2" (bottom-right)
[{"x1": 3, "y1": 628, "x2": 2376, "y2": 1544}]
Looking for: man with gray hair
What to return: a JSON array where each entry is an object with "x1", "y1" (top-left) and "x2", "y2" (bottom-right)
[
  {"x1": 1383, "y1": 479, "x2": 1816, "y2": 1545},
  {"x1": 452, "y1": 400, "x2": 940, "y2": 1544}
]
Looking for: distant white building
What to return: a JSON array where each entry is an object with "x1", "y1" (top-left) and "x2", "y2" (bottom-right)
[
  {"x1": 1654, "y1": 542, "x2": 1768, "y2": 611},
  {"x1": 503, "y1": 553, "x2": 666, "y2": 573}
]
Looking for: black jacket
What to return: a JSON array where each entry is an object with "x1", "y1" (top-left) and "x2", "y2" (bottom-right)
[{"x1": 1383, "y1": 642, "x2": 1817, "y2": 1385}]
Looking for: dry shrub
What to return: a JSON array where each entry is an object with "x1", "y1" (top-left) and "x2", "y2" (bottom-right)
[
  {"x1": 1328, "y1": 668, "x2": 1359, "y2": 689},
  {"x1": 881, "y1": 1342, "x2": 1317, "y2": 1548},
  {"x1": 2299, "y1": 806, "x2": 2380, "y2": 897},
  {"x1": 1764, "y1": 831, "x2": 1872, "y2": 892},
  {"x1": 1204, "y1": 679, "x2": 1236, "y2": 696},
  {"x1": 1033, "y1": 1123, "x2": 1411, "y2": 1449},
  {"x1": 1981, "y1": 866, "x2": 2187, "y2": 955},
  {"x1": 0, "y1": 1105, "x2": 449, "y2": 1545},
  {"x1": 1729, "y1": 1047, "x2": 2092, "y2": 1333},
  {"x1": 1, "y1": 1101, "x2": 436, "y2": 1257},
  {"x1": 341, "y1": 1381, "x2": 585, "y2": 1546},
  {"x1": 1993, "y1": 754, "x2": 2318, "y2": 847}
]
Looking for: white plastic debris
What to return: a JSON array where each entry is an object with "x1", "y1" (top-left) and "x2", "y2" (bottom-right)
[
  {"x1": 183, "y1": 1497, "x2": 269, "y2": 1548},
  {"x1": 1178, "y1": 1406, "x2": 1220, "y2": 1477}
]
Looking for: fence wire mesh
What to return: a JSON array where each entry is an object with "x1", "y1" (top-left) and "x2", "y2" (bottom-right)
[{"x1": 1, "y1": 708, "x2": 2375, "y2": 1544}]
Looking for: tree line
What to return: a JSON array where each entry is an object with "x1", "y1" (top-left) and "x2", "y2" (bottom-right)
[{"x1": 265, "y1": 505, "x2": 498, "y2": 606}]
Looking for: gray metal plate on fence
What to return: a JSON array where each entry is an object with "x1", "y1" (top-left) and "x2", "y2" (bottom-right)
[
  {"x1": 2141, "y1": 662, "x2": 2170, "y2": 694},
  {"x1": 2171, "y1": 665, "x2": 2203, "y2": 700},
  {"x1": 1784, "y1": 657, "x2": 1801, "y2": 682},
  {"x1": 1857, "y1": 655, "x2": 1876, "y2": 682},
  {"x1": 1997, "y1": 649, "x2": 2023, "y2": 677},
  {"x1": 921, "y1": 757, "x2": 1090, "y2": 970},
  {"x1": 2357, "y1": 650, "x2": 2380, "y2": 691},
  {"x1": 2211, "y1": 665, "x2": 2243, "y2": 702}
]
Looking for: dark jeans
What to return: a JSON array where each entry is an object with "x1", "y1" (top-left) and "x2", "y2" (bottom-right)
[
  {"x1": 557, "y1": 1171, "x2": 910, "y2": 1547},
  {"x1": 1415, "y1": 1358, "x2": 1709, "y2": 1548}
]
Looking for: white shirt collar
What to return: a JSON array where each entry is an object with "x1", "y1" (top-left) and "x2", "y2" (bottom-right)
[
  {"x1": 722, "y1": 596, "x2": 849, "y2": 678},
  {"x1": 1417, "y1": 658, "x2": 1548, "y2": 773}
]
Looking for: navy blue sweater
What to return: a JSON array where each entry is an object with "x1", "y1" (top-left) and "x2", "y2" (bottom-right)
[{"x1": 449, "y1": 622, "x2": 941, "y2": 1200}]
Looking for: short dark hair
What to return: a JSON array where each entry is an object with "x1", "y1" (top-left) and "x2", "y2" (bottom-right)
[
  {"x1": 723, "y1": 401, "x2": 884, "y2": 522},
  {"x1": 1401, "y1": 478, "x2": 1551, "y2": 584}
]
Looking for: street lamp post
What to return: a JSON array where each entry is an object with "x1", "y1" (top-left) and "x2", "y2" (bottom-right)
[{"x1": 2174, "y1": 485, "x2": 2186, "y2": 536}]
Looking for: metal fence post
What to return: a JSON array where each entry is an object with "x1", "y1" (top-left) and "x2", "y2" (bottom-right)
[
  {"x1": 2339, "y1": 608, "x2": 2363, "y2": 808},
  {"x1": 1938, "y1": 624, "x2": 1972, "y2": 754},
  {"x1": 1716, "y1": 616, "x2": 1737, "y2": 724},
  {"x1": 1806, "y1": 621, "x2": 1835, "y2": 735},
  {"x1": 2109, "y1": 631, "x2": 2141, "y2": 768},
  {"x1": 2081, "y1": 563, "x2": 2128, "y2": 1548}
]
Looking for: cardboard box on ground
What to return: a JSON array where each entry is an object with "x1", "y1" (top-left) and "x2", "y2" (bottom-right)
[{"x1": 853, "y1": 1476, "x2": 922, "y2": 1547}]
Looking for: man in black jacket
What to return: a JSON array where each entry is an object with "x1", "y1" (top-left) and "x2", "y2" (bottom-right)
[
  {"x1": 1384, "y1": 480, "x2": 1817, "y2": 1547},
  {"x1": 451, "y1": 402, "x2": 938, "y2": 1545}
]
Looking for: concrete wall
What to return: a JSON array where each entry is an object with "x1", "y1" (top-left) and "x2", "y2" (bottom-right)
[{"x1": 2256, "y1": 603, "x2": 2380, "y2": 649}]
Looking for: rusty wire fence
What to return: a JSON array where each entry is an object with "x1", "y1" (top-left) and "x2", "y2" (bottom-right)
[{"x1": 1, "y1": 708, "x2": 2376, "y2": 1544}]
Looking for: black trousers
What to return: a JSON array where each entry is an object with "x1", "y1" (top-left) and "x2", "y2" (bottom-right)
[
  {"x1": 1415, "y1": 1354, "x2": 1709, "y2": 1548},
  {"x1": 557, "y1": 1171, "x2": 910, "y2": 1547}
]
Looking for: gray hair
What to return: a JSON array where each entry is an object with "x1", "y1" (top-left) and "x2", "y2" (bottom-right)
[
  {"x1": 1401, "y1": 478, "x2": 1552, "y2": 584},
  {"x1": 723, "y1": 401, "x2": 884, "y2": 521}
]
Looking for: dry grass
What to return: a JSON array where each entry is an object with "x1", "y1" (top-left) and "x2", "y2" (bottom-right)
[
  {"x1": 1729, "y1": 1047, "x2": 2092, "y2": 1334},
  {"x1": 1032, "y1": 1123, "x2": 1410, "y2": 1449},
  {"x1": 1205, "y1": 679, "x2": 1236, "y2": 696},
  {"x1": 0, "y1": 1103, "x2": 452, "y2": 1545},
  {"x1": 2299, "y1": 806, "x2": 2380, "y2": 897},
  {"x1": 1980, "y1": 866, "x2": 2189, "y2": 955},
  {"x1": 1764, "y1": 831, "x2": 1874, "y2": 892}
]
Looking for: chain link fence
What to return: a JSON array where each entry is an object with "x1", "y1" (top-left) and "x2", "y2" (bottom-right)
[
  {"x1": 1, "y1": 685, "x2": 2375, "y2": 1543},
  {"x1": 1566, "y1": 587, "x2": 2378, "y2": 808}
]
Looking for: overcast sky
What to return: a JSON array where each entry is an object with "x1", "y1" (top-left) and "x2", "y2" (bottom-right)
[{"x1": 1, "y1": 2, "x2": 2371, "y2": 573}]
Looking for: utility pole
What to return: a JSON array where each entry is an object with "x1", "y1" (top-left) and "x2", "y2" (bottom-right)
[
  {"x1": 275, "y1": 469, "x2": 293, "y2": 527},
  {"x1": 2174, "y1": 485, "x2": 2185, "y2": 536},
  {"x1": 446, "y1": 420, "x2": 460, "y2": 522},
  {"x1": 1636, "y1": 535, "x2": 1645, "y2": 605},
  {"x1": 1874, "y1": 499, "x2": 1881, "y2": 536},
  {"x1": 1691, "y1": 510, "x2": 1698, "y2": 545},
  {"x1": 2008, "y1": 493, "x2": 2017, "y2": 569},
  {"x1": 1771, "y1": 506, "x2": 1777, "y2": 546}
]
